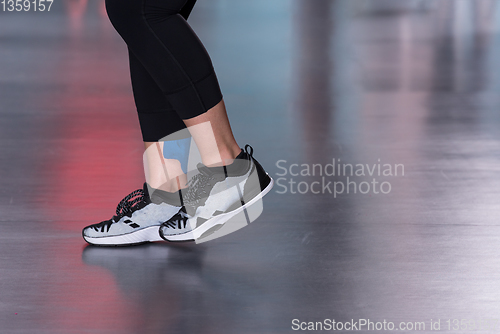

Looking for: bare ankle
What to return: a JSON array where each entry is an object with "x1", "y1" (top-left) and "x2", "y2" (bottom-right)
[{"x1": 202, "y1": 145, "x2": 241, "y2": 167}]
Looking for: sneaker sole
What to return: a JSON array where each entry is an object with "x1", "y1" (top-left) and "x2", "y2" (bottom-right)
[
  {"x1": 160, "y1": 176, "x2": 274, "y2": 242},
  {"x1": 82, "y1": 225, "x2": 163, "y2": 246}
]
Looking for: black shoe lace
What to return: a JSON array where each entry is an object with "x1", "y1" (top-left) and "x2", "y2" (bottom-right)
[
  {"x1": 114, "y1": 189, "x2": 147, "y2": 219},
  {"x1": 92, "y1": 189, "x2": 148, "y2": 232}
]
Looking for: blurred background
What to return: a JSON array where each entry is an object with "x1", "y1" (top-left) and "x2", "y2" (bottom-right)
[{"x1": 1, "y1": 0, "x2": 500, "y2": 333}]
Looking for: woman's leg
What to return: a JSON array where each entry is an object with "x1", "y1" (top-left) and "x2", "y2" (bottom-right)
[
  {"x1": 129, "y1": 49, "x2": 189, "y2": 192},
  {"x1": 83, "y1": 0, "x2": 272, "y2": 245},
  {"x1": 113, "y1": 0, "x2": 239, "y2": 168},
  {"x1": 129, "y1": 48, "x2": 187, "y2": 142},
  {"x1": 105, "y1": 0, "x2": 222, "y2": 119},
  {"x1": 126, "y1": 0, "x2": 233, "y2": 191},
  {"x1": 183, "y1": 100, "x2": 241, "y2": 167}
]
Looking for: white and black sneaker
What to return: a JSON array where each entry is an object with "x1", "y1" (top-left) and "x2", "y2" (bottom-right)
[
  {"x1": 82, "y1": 183, "x2": 182, "y2": 246},
  {"x1": 159, "y1": 145, "x2": 274, "y2": 243}
]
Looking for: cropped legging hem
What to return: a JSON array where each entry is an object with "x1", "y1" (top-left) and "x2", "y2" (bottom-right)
[
  {"x1": 138, "y1": 70, "x2": 222, "y2": 142},
  {"x1": 105, "y1": 0, "x2": 223, "y2": 142},
  {"x1": 138, "y1": 111, "x2": 193, "y2": 142}
]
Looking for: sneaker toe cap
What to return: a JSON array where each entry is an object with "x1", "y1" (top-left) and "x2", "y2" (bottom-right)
[{"x1": 82, "y1": 225, "x2": 100, "y2": 238}]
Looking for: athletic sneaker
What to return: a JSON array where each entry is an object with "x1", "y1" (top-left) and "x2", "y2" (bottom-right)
[
  {"x1": 82, "y1": 183, "x2": 182, "y2": 246},
  {"x1": 159, "y1": 145, "x2": 274, "y2": 243}
]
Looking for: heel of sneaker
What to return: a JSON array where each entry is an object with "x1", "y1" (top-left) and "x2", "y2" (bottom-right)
[{"x1": 195, "y1": 177, "x2": 273, "y2": 243}]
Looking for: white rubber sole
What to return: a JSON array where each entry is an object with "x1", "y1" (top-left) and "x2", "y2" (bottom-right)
[
  {"x1": 83, "y1": 225, "x2": 163, "y2": 246},
  {"x1": 161, "y1": 177, "x2": 274, "y2": 242}
]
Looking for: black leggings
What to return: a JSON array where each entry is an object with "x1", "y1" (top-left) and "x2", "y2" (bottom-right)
[{"x1": 105, "y1": 0, "x2": 223, "y2": 141}]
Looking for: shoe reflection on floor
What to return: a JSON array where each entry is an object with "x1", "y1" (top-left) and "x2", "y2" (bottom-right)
[{"x1": 81, "y1": 243, "x2": 268, "y2": 333}]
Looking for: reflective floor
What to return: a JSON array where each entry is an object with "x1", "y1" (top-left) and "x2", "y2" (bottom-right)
[{"x1": 2, "y1": 0, "x2": 500, "y2": 333}]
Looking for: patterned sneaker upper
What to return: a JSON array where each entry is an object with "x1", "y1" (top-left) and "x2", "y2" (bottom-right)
[
  {"x1": 161, "y1": 145, "x2": 271, "y2": 238},
  {"x1": 159, "y1": 207, "x2": 191, "y2": 234},
  {"x1": 183, "y1": 149, "x2": 252, "y2": 211},
  {"x1": 83, "y1": 183, "x2": 181, "y2": 238}
]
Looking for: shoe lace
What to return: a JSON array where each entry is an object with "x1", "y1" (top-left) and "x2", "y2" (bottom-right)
[
  {"x1": 183, "y1": 165, "x2": 224, "y2": 206},
  {"x1": 114, "y1": 189, "x2": 147, "y2": 219},
  {"x1": 91, "y1": 188, "x2": 148, "y2": 232}
]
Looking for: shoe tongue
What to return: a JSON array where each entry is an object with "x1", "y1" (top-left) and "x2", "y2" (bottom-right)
[
  {"x1": 143, "y1": 182, "x2": 150, "y2": 198},
  {"x1": 143, "y1": 183, "x2": 155, "y2": 204}
]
